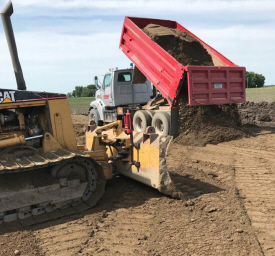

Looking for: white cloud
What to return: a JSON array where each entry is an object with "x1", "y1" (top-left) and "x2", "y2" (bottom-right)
[
  {"x1": 10, "y1": 0, "x2": 275, "y2": 12},
  {"x1": 1, "y1": 0, "x2": 275, "y2": 20}
]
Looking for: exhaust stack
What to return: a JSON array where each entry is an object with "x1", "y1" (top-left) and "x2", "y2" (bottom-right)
[{"x1": 1, "y1": 1, "x2": 26, "y2": 90}]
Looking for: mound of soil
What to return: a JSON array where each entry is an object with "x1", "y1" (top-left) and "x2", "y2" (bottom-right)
[
  {"x1": 175, "y1": 98, "x2": 249, "y2": 146},
  {"x1": 239, "y1": 101, "x2": 275, "y2": 127},
  {"x1": 143, "y1": 24, "x2": 214, "y2": 66}
]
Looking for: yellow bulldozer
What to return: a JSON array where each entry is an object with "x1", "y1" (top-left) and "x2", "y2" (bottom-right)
[{"x1": 0, "y1": 1, "x2": 178, "y2": 227}]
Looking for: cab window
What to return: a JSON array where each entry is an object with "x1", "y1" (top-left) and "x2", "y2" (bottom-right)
[
  {"x1": 103, "y1": 74, "x2": 112, "y2": 89},
  {"x1": 117, "y1": 72, "x2": 132, "y2": 82}
]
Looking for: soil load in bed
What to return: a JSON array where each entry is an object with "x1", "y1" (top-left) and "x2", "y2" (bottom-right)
[
  {"x1": 143, "y1": 24, "x2": 248, "y2": 146},
  {"x1": 143, "y1": 24, "x2": 214, "y2": 66}
]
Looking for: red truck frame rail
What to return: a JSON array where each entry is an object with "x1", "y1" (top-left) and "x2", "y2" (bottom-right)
[{"x1": 119, "y1": 17, "x2": 246, "y2": 106}]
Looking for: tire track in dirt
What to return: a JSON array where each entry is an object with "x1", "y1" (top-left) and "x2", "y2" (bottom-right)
[
  {"x1": 234, "y1": 150, "x2": 275, "y2": 255},
  {"x1": 212, "y1": 142, "x2": 275, "y2": 255},
  {"x1": 33, "y1": 134, "x2": 270, "y2": 256},
  {"x1": 80, "y1": 185, "x2": 162, "y2": 255},
  {"x1": 78, "y1": 145, "x2": 263, "y2": 256},
  {"x1": 34, "y1": 219, "x2": 94, "y2": 256},
  {"x1": 32, "y1": 177, "x2": 129, "y2": 256},
  {"x1": 178, "y1": 133, "x2": 275, "y2": 256}
]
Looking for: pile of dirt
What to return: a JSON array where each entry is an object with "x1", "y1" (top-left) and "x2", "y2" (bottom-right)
[
  {"x1": 143, "y1": 24, "x2": 214, "y2": 66},
  {"x1": 238, "y1": 101, "x2": 275, "y2": 127},
  {"x1": 175, "y1": 99, "x2": 249, "y2": 146}
]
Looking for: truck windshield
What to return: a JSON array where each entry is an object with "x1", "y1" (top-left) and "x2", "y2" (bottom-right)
[{"x1": 118, "y1": 72, "x2": 132, "y2": 82}]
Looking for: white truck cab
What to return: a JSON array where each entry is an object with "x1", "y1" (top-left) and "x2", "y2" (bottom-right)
[{"x1": 89, "y1": 68, "x2": 151, "y2": 125}]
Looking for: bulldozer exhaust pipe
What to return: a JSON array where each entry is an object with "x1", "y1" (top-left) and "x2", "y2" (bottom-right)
[{"x1": 1, "y1": 1, "x2": 26, "y2": 91}]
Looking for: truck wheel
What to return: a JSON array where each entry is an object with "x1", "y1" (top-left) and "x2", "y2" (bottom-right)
[
  {"x1": 89, "y1": 108, "x2": 100, "y2": 126},
  {"x1": 133, "y1": 110, "x2": 151, "y2": 133},
  {"x1": 145, "y1": 110, "x2": 155, "y2": 120},
  {"x1": 152, "y1": 112, "x2": 170, "y2": 136}
]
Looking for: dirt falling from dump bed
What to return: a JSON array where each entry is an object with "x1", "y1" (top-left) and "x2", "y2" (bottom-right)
[
  {"x1": 144, "y1": 24, "x2": 248, "y2": 146},
  {"x1": 176, "y1": 96, "x2": 249, "y2": 146},
  {"x1": 143, "y1": 24, "x2": 214, "y2": 66}
]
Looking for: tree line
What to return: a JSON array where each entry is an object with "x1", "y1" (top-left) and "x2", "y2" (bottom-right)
[
  {"x1": 246, "y1": 71, "x2": 265, "y2": 88},
  {"x1": 67, "y1": 84, "x2": 97, "y2": 97}
]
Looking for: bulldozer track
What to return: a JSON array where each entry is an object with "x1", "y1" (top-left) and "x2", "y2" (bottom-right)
[{"x1": 0, "y1": 148, "x2": 105, "y2": 229}]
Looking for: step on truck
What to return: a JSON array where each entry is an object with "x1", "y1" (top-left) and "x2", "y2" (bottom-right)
[{"x1": 90, "y1": 17, "x2": 246, "y2": 137}]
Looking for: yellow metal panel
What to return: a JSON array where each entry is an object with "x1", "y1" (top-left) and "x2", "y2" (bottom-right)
[
  {"x1": 0, "y1": 101, "x2": 46, "y2": 109},
  {"x1": 133, "y1": 143, "x2": 159, "y2": 170},
  {"x1": 54, "y1": 113, "x2": 65, "y2": 146},
  {"x1": 42, "y1": 132, "x2": 62, "y2": 152},
  {"x1": 116, "y1": 140, "x2": 160, "y2": 188},
  {"x1": 47, "y1": 99, "x2": 77, "y2": 151}
]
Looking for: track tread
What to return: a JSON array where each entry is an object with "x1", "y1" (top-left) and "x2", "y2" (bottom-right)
[
  {"x1": 19, "y1": 216, "x2": 37, "y2": 227},
  {"x1": 0, "y1": 150, "x2": 106, "y2": 227}
]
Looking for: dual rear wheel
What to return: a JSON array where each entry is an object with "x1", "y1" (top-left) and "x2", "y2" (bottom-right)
[
  {"x1": 133, "y1": 110, "x2": 170, "y2": 136},
  {"x1": 89, "y1": 108, "x2": 171, "y2": 136}
]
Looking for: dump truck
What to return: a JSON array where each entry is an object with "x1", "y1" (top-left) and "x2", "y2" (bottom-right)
[{"x1": 90, "y1": 17, "x2": 246, "y2": 137}]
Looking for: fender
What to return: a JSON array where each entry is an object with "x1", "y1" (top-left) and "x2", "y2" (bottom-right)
[{"x1": 89, "y1": 99, "x2": 105, "y2": 121}]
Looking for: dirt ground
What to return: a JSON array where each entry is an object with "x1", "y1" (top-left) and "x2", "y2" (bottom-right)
[
  {"x1": 0, "y1": 106, "x2": 275, "y2": 256},
  {"x1": 71, "y1": 114, "x2": 88, "y2": 145}
]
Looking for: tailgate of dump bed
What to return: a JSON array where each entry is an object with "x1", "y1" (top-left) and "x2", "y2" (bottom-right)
[{"x1": 187, "y1": 66, "x2": 246, "y2": 106}]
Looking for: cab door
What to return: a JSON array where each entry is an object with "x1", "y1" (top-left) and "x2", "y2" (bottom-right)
[
  {"x1": 101, "y1": 73, "x2": 114, "y2": 106},
  {"x1": 113, "y1": 71, "x2": 134, "y2": 106}
]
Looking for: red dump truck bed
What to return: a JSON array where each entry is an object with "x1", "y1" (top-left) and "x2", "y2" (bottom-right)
[{"x1": 119, "y1": 17, "x2": 246, "y2": 106}]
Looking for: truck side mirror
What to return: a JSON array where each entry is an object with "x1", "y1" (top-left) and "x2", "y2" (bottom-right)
[{"x1": 94, "y1": 76, "x2": 100, "y2": 89}]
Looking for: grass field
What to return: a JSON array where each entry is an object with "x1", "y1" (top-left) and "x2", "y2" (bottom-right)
[
  {"x1": 68, "y1": 97, "x2": 94, "y2": 115},
  {"x1": 246, "y1": 86, "x2": 275, "y2": 103},
  {"x1": 68, "y1": 87, "x2": 275, "y2": 114}
]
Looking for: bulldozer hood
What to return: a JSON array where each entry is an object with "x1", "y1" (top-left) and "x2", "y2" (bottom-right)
[{"x1": 0, "y1": 89, "x2": 66, "y2": 104}]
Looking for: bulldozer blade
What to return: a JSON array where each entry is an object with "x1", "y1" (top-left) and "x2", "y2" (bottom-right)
[{"x1": 115, "y1": 132, "x2": 183, "y2": 199}]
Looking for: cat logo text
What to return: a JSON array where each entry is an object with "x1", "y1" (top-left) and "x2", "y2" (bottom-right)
[{"x1": 0, "y1": 91, "x2": 16, "y2": 104}]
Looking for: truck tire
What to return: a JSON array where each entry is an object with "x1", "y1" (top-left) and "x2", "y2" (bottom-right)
[
  {"x1": 145, "y1": 110, "x2": 155, "y2": 119},
  {"x1": 152, "y1": 112, "x2": 170, "y2": 136},
  {"x1": 89, "y1": 108, "x2": 100, "y2": 126},
  {"x1": 133, "y1": 110, "x2": 151, "y2": 133}
]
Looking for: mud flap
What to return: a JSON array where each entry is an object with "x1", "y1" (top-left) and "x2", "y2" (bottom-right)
[{"x1": 116, "y1": 133, "x2": 183, "y2": 199}]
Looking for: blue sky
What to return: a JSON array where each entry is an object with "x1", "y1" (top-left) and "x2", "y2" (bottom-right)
[{"x1": 0, "y1": 0, "x2": 274, "y2": 94}]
